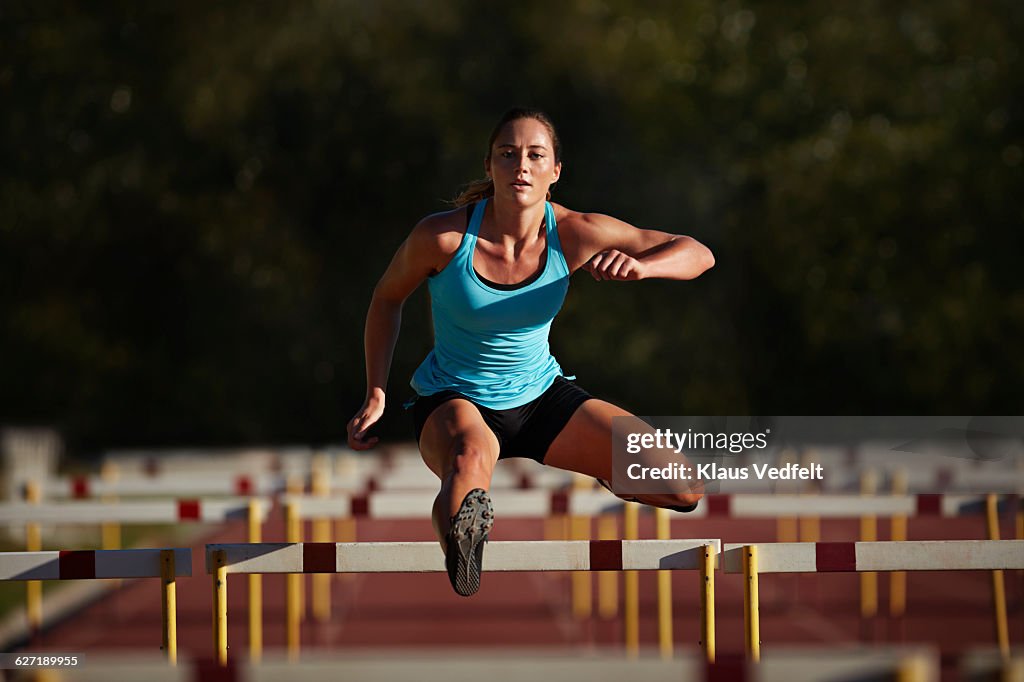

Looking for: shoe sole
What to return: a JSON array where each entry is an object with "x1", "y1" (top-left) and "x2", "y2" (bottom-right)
[{"x1": 446, "y1": 489, "x2": 493, "y2": 597}]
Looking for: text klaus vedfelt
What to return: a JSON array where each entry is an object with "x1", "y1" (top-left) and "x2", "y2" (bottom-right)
[{"x1": 623, "y1": 429, "x2": 823, "y2": 481}]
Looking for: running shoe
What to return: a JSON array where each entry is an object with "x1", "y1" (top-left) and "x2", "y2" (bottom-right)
[{"x1": 444, "y1": 488, "x2": 493, "y2": 597}]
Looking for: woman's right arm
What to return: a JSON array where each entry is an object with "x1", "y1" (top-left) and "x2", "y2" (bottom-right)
[{"x1": 346, "y1": 216, "x2": 456, "y2": 450}]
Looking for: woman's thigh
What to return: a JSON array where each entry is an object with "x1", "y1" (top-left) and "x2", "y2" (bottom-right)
[
  {"x1": 418, "y1": 398, "x2": 501, "y2": 479},
  {"x1": 542, "y1": 398, "x2": 626, "y2": 481},
  {"x1": 544, "y1": 399, "x2": 703, "y2": 507}
]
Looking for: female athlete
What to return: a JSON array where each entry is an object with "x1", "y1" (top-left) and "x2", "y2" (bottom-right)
[{"x1": 347, "y1": 108, "x2": 714, "y2": 596}]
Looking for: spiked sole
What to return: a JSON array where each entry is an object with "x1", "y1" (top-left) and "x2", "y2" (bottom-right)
[{"x1": 445, "y1": 488, "x2": 494, "y2": 597}]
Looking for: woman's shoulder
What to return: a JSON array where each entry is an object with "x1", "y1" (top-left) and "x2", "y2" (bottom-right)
[
  {"x1": 409, "y1": 206, "x2": 470, "y2": 257},
  {"x1": 550, "y1": 203, "x2": 615, "y2": 242}
]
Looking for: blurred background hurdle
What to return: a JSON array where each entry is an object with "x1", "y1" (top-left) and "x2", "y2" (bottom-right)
[{"x1": 0, "y1": 498, "x2": 267, "y2": 637}]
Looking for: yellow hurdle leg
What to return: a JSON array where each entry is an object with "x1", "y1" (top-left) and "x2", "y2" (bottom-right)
[
  {"x1": 623, "y1": 503, "x2": 639, "y2": 658},
  {"x1": 655, "y1": 508, "x2": 673, "y2": 659},
  {"x1": 160, "y1": 549, "x2": 177, "y2": 665},
  {"x1": 213, "y1": 550, "x2": 228, "y2": 666},
  {"x1": 743, "y1": 545, "x2": 760, "y2": 661},
  {"x1": 248, "y1": 500, "x2": 263, "y2": 662},
  {"x1": 986, "y1": 494, "x2": 1009, "y2": 659},
  {"x1": 701, "y1": 543, "x2": 716, "y2": 663}
]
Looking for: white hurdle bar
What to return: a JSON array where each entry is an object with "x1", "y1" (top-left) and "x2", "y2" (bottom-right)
[
  {"x1": 0, "y1": 498, "x2": 272, "y2": 524},
  {"x1": 282, "y1": 488, "x2": 623, "y2": 520},
  {"x1": 281, "y1": 491, "x2": 1008, "y2": 520},
  {"x1": 206, "y1": 539, "x2": 720, "y2": 665},
  {"x1": 35, "y1": 473, "x2": 283, "y2": 499},
  {"x1": 721, "y1": 540, "x2": 1024, "y2": 661},
  {"x1": 0, "y1": 549, "x2": 190, "y2": 662}
]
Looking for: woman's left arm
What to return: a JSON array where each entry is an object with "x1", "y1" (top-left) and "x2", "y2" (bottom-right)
[{"x1": 568, "y1": 212, "x2": 715, "y2": 282}]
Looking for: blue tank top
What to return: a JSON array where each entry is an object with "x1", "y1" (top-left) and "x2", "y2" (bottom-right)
[{"x1": 410, "y1": 199, "x2": 570, "y2": 409}]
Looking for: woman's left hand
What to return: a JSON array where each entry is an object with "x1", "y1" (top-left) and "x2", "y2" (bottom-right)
[{"x1": 583, "y1": 249, "x2": 646, "y2": 281}]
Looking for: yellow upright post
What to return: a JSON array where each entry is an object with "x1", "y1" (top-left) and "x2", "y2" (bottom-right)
[
  {"x1": 700, "y1": 543, "x2": 716, "y2": 663},
  {"x1": 248, "y1": 500, "x2": 263, "y2": 662},
  {"x1": 570, "y1": 474, "x2": 592, "y2": 619},
  {"x1": 311, "y1": 459, "x2": 332, "y2": 623},
  {"x1": 624, "y1": 503, "x2": 640, "y2": 657},
  {"x1": 860, "y1": 470, "x2": 878, "y2": 618},
  {"x1": 286, "y1": 475, "x2": 306, "y2": 623},
  {"x1": 25, "y1": 480, "x2": 42, "y2": 634},
  {"x1": 890, "y1": 468, "x2": 908, "y2": 617},
  {"x1": 743, "y1": 545, "x2": 760, "y2": 661},
  {"x1": 986, "y1": 494, "x2": 1009, "y2": 658},
  {"x1": 655, "y1": 508, "x2": 673, "y2": 659},
  {"x1": 285, "y1": 501, "x2": 301, "y2": 660},
  {"x1": 100, "y1": 461, "x2": 121, "y2": 552},
  {"x1": 213, "y1": 549, "x2": 228, "y2": 666},
  {"x1": 597, "y1": 515, "x2": 618, "y2": 619},
  {"x1": 160, "y1": 549, "x2": 177, "y2": 665}
]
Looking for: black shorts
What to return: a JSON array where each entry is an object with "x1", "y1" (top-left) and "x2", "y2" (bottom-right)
[{"x1": 410, "y1": 376, "x2": 593, "y2": 463}]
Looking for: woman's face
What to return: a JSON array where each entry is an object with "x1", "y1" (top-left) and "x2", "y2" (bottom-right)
[{"x1": 485, "y1": 117, "x2": 561, "y2": 206}]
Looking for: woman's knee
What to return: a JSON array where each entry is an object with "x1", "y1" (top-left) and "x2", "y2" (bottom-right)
[{"x1": 447, "y1": 439, "x2": 497, "y2": 478}]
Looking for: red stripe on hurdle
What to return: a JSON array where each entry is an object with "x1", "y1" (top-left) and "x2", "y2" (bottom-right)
[
  {"x1": 916, "y1": 494, "x2": 942, "y2": 516},
  {"x1": 815, "y1": 542, "x2": 856, "y2": 571},
  {"x1": 707, "y1": 495, "x2": 731, "y2": 517},
  {"x1": 178, "y1": 499, "x2": 201, "y2": 520},
  {"x1": 234, "y1": 475, "x2": 252, "y2": 496},
  {"x1": 589, "y1": 540, "x2": 623, "y2": 571},
  {"x1": 302, "y1": 543, "x2": 336, "y2": 573},
  {"x1": 550, "y1": 491, "x2": 569, "y2": 515},
  {"x1": 350, "y1": 494, "x2": 369, "y2": 517},
  {"x1": 71, "y1": 476, "x2": 90, "y2": 499},
  {"x1": 59, "y1": 550, "x2": 95, "y2": 579}
]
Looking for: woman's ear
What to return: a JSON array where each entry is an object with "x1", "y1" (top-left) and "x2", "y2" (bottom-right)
[{"x1": 484, "y1": 157, "x2": 491, "y2": 179}]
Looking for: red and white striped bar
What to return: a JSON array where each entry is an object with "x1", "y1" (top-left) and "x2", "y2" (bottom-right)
[
  {"x1": 283, "y1": 488, "x2": 623, "y2": 520},
  {"x1": 39, "y1": 473, "x2": 282, "y2": 499},
  {"x1": 694, "y1": 493, "x2": 1008, "y2": 519},
  {"x1": 0, "y1": 548, "x2": 191, "y2": 580},
  {"x1": 0, "y1": 498, "x2": 271, "y2": 524},
  {"x1": 721, "y1": 540, "x2": 1024, "y2": 574},
  {"x1": 206, "y1": 539, "x2": 720, "y2": 575}
]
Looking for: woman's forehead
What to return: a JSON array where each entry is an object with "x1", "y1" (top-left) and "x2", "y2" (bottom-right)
[{"x1": 493, "y1": 118, "x2": 552, "y2": 149}]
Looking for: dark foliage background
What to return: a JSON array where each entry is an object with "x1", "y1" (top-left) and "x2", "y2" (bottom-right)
[{"x1": 2, "y1": 1, "x2": 1021, "y2": 455}]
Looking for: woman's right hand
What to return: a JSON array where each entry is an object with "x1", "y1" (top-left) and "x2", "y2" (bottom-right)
[{"x1": 347, "y1": 394, "x2": 385, "y2": 450}]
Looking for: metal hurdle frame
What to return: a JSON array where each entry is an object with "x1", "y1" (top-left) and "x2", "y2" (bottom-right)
[
  {"x1": 0, "y1": 548, "x2": 191, "y2": 663},
  {"x1": 206, "y1": 539, "x2": 720, "y2": 666},
  {"x1": 721, "y1": 539, "x2": 1024, "y2": 661}
]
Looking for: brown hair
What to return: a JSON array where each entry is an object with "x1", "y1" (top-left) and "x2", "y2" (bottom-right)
[{"x1": 452, "y1": 107, "x2": 562, "y2": 207}]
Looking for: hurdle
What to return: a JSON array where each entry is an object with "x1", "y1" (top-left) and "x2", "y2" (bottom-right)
[
  {"x1": 0, "y1": 497, "x2": 268, "y2": 638},
  {"x1": 280, "y1": 488, "x2": 646, "y2": 649},
  {"x1": 0, "y1": 548, "x2": 190, "y2": 662},
  {"x1": 721, "y1": 540, "x2": 1024, "y2": 661},
  {"x1": 206, "y1": 539, "x2": 720, "y2": 665}
]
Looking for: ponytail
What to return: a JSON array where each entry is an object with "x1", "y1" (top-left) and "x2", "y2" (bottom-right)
[{"x1": 451, "y1": 177, "x2": 494, "y2": 207}]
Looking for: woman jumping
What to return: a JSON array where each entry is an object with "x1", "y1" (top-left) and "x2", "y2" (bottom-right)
[{"x1": 347, "y1": 108, "x2": 714, "y2": 596}]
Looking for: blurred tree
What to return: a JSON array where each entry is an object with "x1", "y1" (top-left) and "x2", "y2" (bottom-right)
[{"x1": 1, "y1": 0, "x2": 1020, "y2": 455}]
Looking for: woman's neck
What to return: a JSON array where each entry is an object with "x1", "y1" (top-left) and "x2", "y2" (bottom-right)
[{"x1": 483, "y1": 197, "x2": 546, "y2": 246}]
